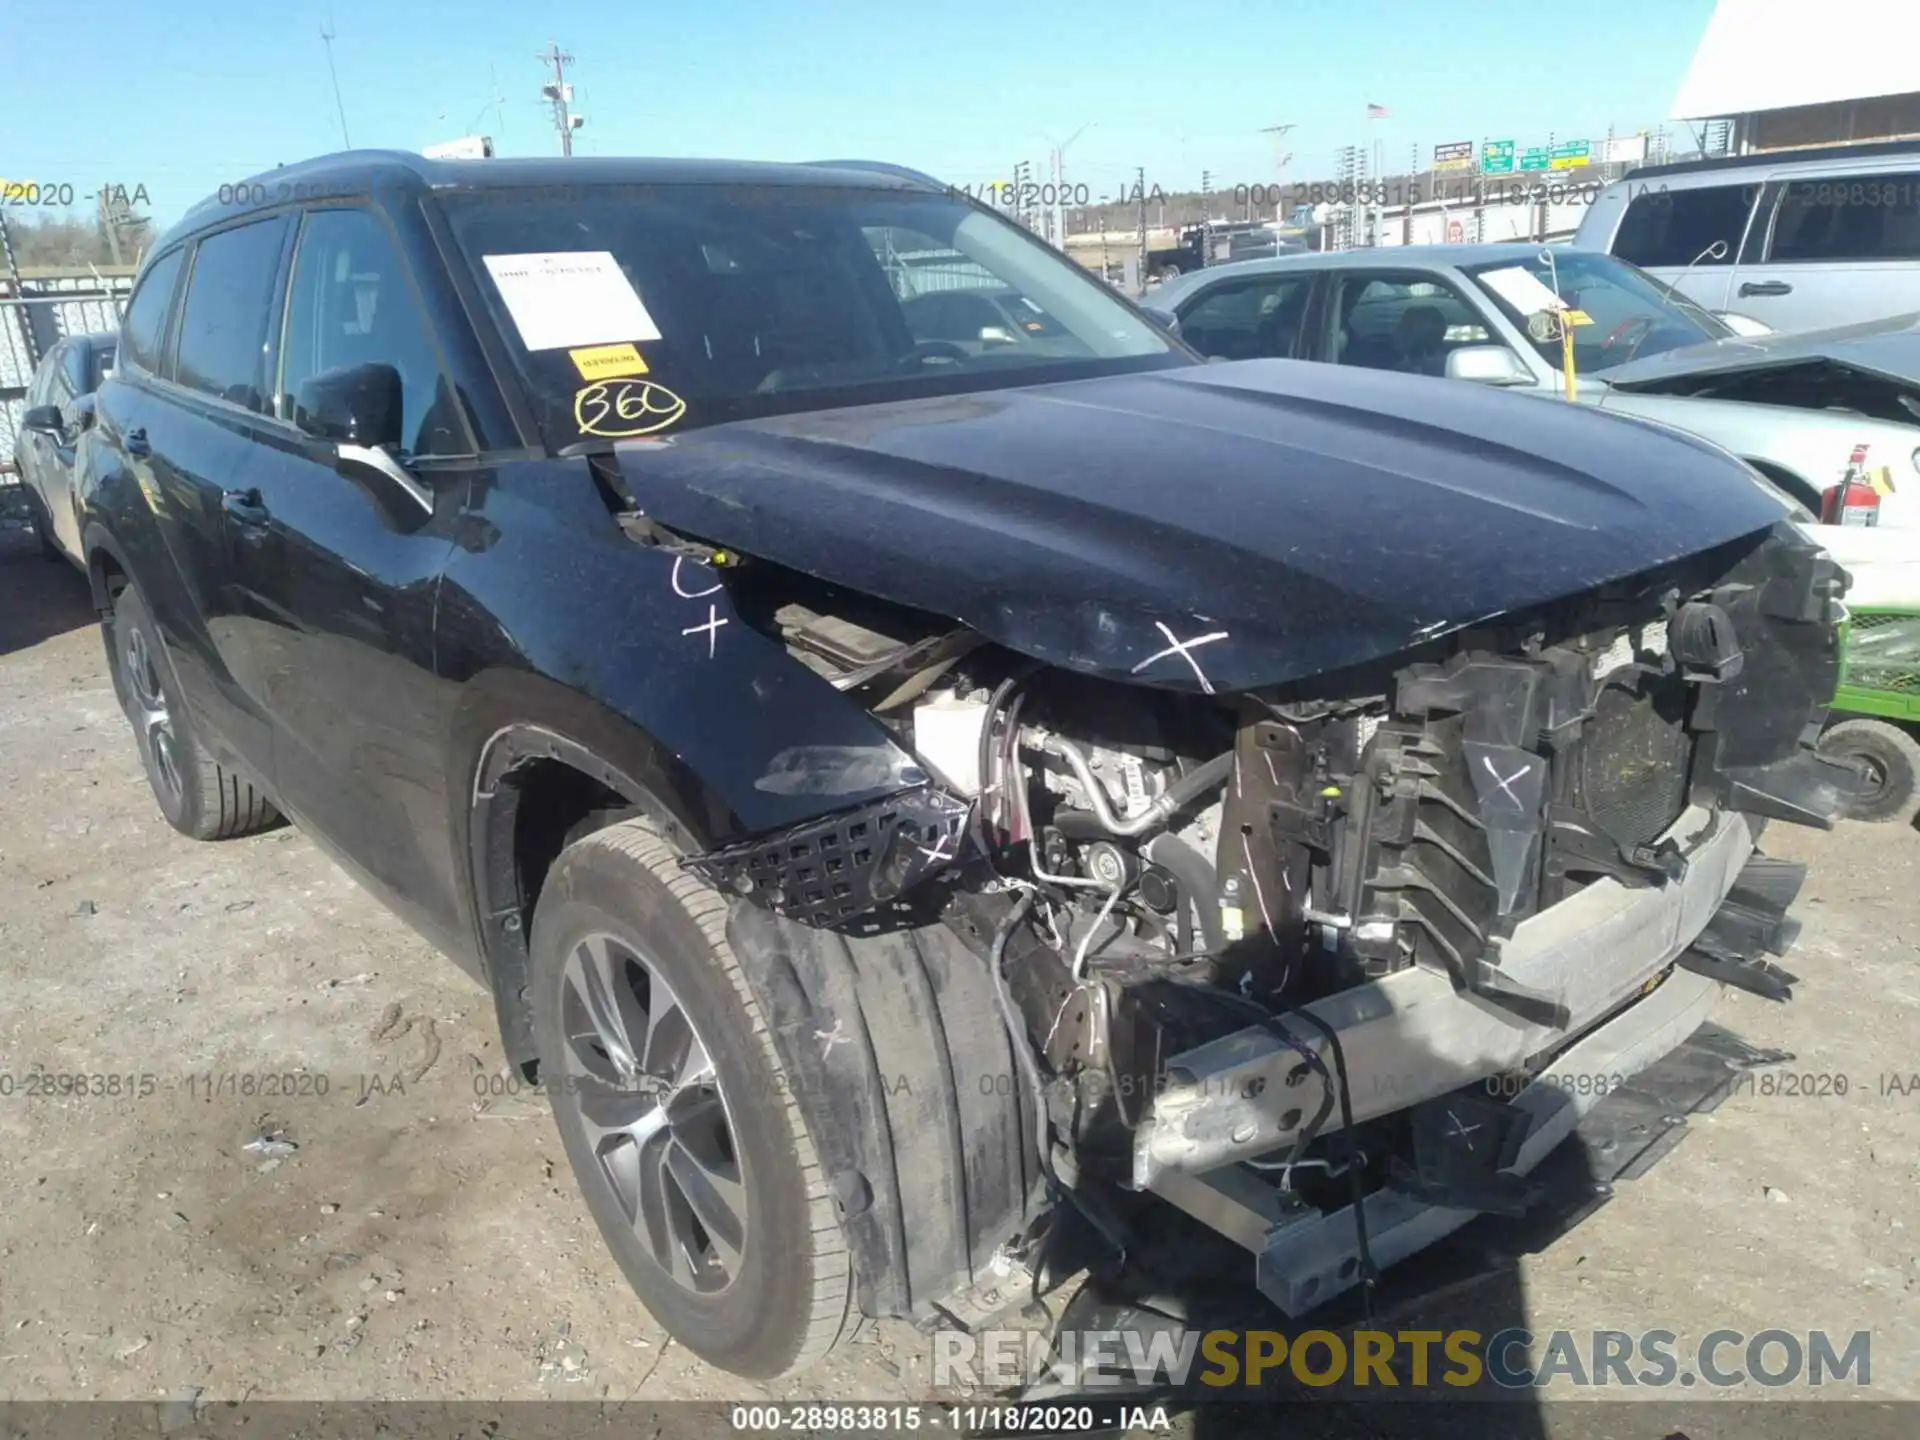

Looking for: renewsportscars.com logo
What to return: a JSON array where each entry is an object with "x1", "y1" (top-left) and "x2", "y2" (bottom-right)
[{"x1": 932, "y1": 1327, "x2": 1873, "y2": 1392}]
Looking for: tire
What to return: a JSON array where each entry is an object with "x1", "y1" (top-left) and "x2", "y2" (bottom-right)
[
  {"x1": 1741, "y1": 460, "x2": 1818, "y2": 522},
  {"x1": 1819, "y1": 718, "x2": 1920, "y2": 824},
  {"x1": 528, "y1": 818, "x2": 854, "y2": 1380},
  {"x1": 106, "y1": 583, "x2": 281, "y2": 840},
  {"x1": 22, "y1": 485, "x2": 63, "y2": 562}
]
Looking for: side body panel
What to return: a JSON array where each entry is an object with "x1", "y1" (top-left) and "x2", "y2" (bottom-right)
[{"x1": 1599, "y1": 390, "x2": 1920, "y2": 521}]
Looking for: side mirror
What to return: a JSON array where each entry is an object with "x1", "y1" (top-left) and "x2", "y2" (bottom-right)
[
  {"x1": 22, "y1": 405, "x2": 64, "y2": 434},
  {"x1": 1445, "y1": 345, "x2": 1534, "y2": 387},
  {"x1": 293, "y1": 363, "x2": 405, "y2": 450},
  {"x1": 1713, "y1": 311, "x2": 1773, "y2": 337},
  {"x1": 978, "y1": 325, "x2": 1018, "y2": 346}
]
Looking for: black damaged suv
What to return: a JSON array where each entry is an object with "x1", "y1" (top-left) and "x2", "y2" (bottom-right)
[{"x1": 74, "y1": 151, "x2": 1853, "y2": 1379}]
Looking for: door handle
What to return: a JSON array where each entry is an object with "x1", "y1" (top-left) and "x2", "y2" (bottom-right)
[
  {"x1": 124, "y1": 426, "x2": 150, "y2": 457},
  {"x1": 221, "y1": 487, "x2": 270, "y2": 526},
  {"x1": 1738, "y1": 280, "x2": 1793, "y2": 297}
]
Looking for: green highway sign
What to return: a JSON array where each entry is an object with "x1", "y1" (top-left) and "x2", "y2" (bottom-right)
[
  {"x1": 1550, "y1": 140, "x2": 1592, "y2": 170},
  {"x1": 1481, "y1": 139, "x2": 1515, "y2": 174},
  {"x1": 1519, "y1": 147, "x2": 1551, "y2": 171}
]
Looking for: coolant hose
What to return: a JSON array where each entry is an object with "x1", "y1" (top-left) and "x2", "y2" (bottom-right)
[
  {"x1": 1045, "y1": 741, "x2": 1233, "y2": 838},
  {"x1": 1141, "y1": 832, "x2": 1228, "y2": 955}
]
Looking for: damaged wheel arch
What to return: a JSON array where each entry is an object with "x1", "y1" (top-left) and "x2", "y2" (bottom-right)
[{"x1": 456, "y1": 679, "x2": 728, "y2": 1078}]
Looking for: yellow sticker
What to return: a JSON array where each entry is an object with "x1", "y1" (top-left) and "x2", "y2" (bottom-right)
[
  {"x1": 570, "y1": 342, "x2": 651, "y2": 381},
  {"x1": 1565, "y1": 309, "x2": 1595, "y2": 326},
  {"x1": 574, "y1": 377, "x2": 686, "y2": 438}
]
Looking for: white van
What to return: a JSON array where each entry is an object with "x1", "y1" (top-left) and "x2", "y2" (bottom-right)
[{"x1": 1574, "y1": 139, "x2": 1920, "y2": 333}]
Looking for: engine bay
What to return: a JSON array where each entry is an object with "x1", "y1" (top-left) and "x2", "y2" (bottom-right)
[{"x1": 636, "y1": 503, "x2": 1854, "y2": 1311}]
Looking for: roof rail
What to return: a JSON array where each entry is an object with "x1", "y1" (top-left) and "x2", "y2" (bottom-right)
[
  {"x1": 1626, "y1": 136, "x2": 1920, "y2": 181},
  {"x1": 803, "y1": 159, "x2": 948, "y2": 191}
]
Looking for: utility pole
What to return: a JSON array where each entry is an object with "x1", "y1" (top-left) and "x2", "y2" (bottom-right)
[
  {"x1": 98, "y1": 189, "x2": 125, "y2": 266},
  {"x1": 540, "y1": 41, "x2": 580, "y2": 156},
  {"x1": 1200, "y1": 169, "x2": 1212, "y2": 267},
  {"x1": 320, "y1": 19, "x2": 352, "y2": 148},
  {"x1": 1259, "y1": 123, "x2": 1294, "y2": 224},
  {"x1": 1046, "y1": 123, "x2": 1092, "y2": 252},
  {"x1": 1135, "y1": 165, "x2": 1147, "y2": 283}
]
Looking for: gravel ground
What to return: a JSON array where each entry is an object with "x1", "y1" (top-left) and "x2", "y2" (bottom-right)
[{"x1": 1, "y1": 523, "x2": 1916, "y2": 1433}]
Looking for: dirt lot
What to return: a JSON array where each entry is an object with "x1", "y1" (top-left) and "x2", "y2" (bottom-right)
[{"x1": 1, "y1": 522, "x2": 1917, "y2": 1428}]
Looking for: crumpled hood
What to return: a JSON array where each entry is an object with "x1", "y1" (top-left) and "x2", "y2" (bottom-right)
[
  {"x1": 616, "y1": 359, "x2": 1790, "y2": 692},
  {"x1": 1604, "y1": 311, "x2": 1920, "y2": 391}
]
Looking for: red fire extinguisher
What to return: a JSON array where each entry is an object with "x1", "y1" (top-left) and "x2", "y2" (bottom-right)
[{"x1": 1821, "y1": 445, "x2": 1881, "y2": 527}]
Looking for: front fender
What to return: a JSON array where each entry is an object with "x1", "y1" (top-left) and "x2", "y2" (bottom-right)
[
  {"x1": 435, "y1": 458, "x2": 934, "y2": 1065},
  {"x1": 435, "y1": 460, "x2": 927, "y2": 839}
]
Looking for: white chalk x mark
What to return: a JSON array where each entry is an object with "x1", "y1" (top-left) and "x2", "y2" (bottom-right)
[
  {"x1": 682, "y1": 605, "x2": 729, "y2": 658},
  {"x1": 1130, "y1": 622, "x2": 1229, "y2": 694},
  {"x1": 815, "y1": 1020, "x2": 850, "y2": 1060},
  {"x1": 1480, "y1": 754, "x2": 1534, "y2": 810}
]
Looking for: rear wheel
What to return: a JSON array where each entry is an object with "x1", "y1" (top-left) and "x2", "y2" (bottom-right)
[
  {"x1": 1819, "y1": 718, "x2": 1920, "y2": 824},
  {"x1": 22, "y1": 485, "x2": 63, "y2": 561},
  {"x1": 529, "y1": 818, "x2": 854, "y2": 1380},
  {"x1": 106, "y1": 583, "x2": 280, "y2": 839}
]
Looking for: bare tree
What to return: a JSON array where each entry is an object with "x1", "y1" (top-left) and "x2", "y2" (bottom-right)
[{"x1": 4, "y1": 209, "x2": 153, "y2": 269}]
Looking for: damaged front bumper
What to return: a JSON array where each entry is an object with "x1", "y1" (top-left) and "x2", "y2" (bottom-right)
[{"x1": 1137, "y1": 806, "x2": 1810, "y2": 1313}]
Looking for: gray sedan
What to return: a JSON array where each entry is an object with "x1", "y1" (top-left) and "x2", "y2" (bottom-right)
[{"x1": 1147, "y1": 244, "x2": 1920, "y2": 523}]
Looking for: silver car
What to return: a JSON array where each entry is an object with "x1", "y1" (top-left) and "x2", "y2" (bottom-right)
[{"x1": 1146, "y1": 244, "x2": 1920, "y2": 522}]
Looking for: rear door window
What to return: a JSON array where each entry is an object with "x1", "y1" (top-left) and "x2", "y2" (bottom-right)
[
  {"x1": 1765, "y1": 173, "x2": 1920, "y2": 262},
  {"x1": 1176, "y1": 275, "x2": 1313, "y2": 360},
  {"x1": 1328, "y1": 274, "x2": 1492, "y2": 377},
  {"x1": 118, "y1": 249, "x2": 185, "y2": 376},
  {"x1": 1610, "y1": 184, "x2": 1757, "y2": 268},
  {"x1": 61, "y1": 343, "x2": 90, "y2": 398},
  {"x1": 28, "y1": 343, "x2": 63, "y2": 408},
  {"x1": 175, "y1": 217, "x2": 292, "y2": 413}
]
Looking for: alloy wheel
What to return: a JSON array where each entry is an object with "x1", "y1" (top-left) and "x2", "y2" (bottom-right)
[
  {"x1": 122, "y1": 625, "x2": 184, "y2": 807},
  {"x1": 558, "y1": 933, "x2": 747, "y2": 1295}
]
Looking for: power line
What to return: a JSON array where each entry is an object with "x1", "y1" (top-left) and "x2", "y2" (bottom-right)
[
  {"x1": 319, "y1": 18, "x2": 352, "y2": 148},
  {"x1": 469, "y1": 64, "x2": 509, "y2": 142}
]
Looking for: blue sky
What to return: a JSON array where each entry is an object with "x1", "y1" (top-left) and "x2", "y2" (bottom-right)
[{"x1": 4, "y1": 0, "x2": 1717, "y2": 229}]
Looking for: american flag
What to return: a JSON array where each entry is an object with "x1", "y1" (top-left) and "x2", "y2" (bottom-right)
[{"x1": 1366, "y1": 103, "x2": 1390, "y2": 119}]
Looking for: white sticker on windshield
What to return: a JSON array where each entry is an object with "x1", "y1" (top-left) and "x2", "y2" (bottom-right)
[
  {"x1": 481, "y1": 252, "x2": 662, "y2": 351},
  {"x1": 1478, "y1": 265, "x2": 1568, "y2": 317}
]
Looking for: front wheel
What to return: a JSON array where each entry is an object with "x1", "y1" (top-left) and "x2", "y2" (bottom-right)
[
  {"x1": 1819, "y1": 718, "x2": 1920, "y2": 824},
  {"x1": 528, "y1": 818, "x2": 854, "y2": 1380}
]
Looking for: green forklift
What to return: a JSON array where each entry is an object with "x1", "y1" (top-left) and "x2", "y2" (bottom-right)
[{"x1": 1814, "y1": 526, "x2": 1920, "y2": 824}]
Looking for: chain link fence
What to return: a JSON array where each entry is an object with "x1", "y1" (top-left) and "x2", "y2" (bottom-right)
[{"x1": 1, "y1": 266, "x2": 132, "y2": 528}]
